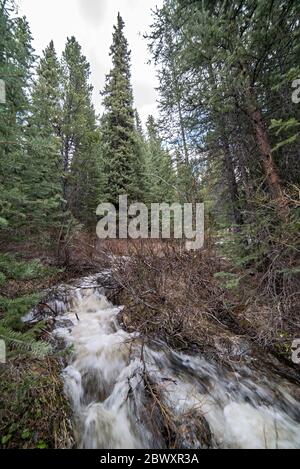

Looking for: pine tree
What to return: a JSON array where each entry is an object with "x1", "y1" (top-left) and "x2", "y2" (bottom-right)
[
  {"x1": 72, "y1": 127, "x2": 107, "y2": 227},
  {"x1": 61, "y1": 36, "x2": 103, "y2": 226},
  {"x1": 134, "y1": 109, "x2": 144, "y2": 137},
  {"x1": 145, "y1": 115, "x2": 176, "y2": 204},
  {"x1": 0, "y1": 3, "x2": 53, "y2": 358},
  {"x1": 101, "y1": 13, "x2": 144, "y2": 205},
  {"x1": 133, "y1": 109, "x2": 148, "y2": 202},
  {"x1": 24, "y1": 41, "x2": 66, "y2": 237},
  {"x1": 0, "y1": 1, "x2": 34, "y2": 234},
  {"x1": 149, "y1": 0, "x2": 300, "y2": 300},
  {"x1": 30, "y1": 40, "x2": 62, "y2": 136}
]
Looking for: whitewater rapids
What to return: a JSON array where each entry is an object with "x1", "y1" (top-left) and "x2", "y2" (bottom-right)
[{"x1": 53, "y1": 276, "x2": 300, "y2": 449}]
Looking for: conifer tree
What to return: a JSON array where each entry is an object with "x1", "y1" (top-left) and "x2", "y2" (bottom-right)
[
  {"x1": 145, "y1": 115, "x2": 176, "y2": 204},
  {"x1": 61, "y1": 36, "x2": 103, "y2": 225},
  {"x1": 149, "y1": 0, "x2": 300, "y2": 292},
  {"x1": 101, "y1": 13, "x2": 144, "y2": 204},
  {"x1": 25, "y1": 41, "x2": 65, "y2": 236},
  {"x1": 30, "y1": 40, "x2": 62, "y2": 136},
  {"x1": 135, "y1": 110, "x2": 144, "y2": 137},
  {"x1": 0, "y1": 1, "x2": 34, "y2": 232},
  {"x1": 0, "y1": 2, "x2": 52, "y2": 358},
  {"x1": 133, "y1": 109, "x2": 148, "y2": 201}
]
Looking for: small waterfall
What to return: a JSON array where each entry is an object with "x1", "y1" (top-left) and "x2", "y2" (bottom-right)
[{"x1": 53, "y1": 275, "x2": 300, "y2": 449}]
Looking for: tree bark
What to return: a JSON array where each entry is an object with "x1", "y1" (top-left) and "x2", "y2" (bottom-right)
[
  {"x1": 242, "y1": 68, "x2": 287, "y2": 218},
  {"x1": 222, "y1": 134, "x2": 244, "y2": 227},
  {"x1": 251, "y1": 107, "x2": 283, "y2": 198}
]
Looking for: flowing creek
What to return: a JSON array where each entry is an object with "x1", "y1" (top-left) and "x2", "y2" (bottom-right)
[{"x1": 42, "y1": 274, "x2": 300, "y2": 449}]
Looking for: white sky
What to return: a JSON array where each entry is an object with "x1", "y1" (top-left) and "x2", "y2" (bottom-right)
[{"x1": 17, "y1": 0, "x2": 163, "y2": 125}]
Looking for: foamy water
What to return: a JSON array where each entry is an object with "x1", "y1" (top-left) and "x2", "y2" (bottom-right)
[{"x1": 53, "y1": 278, "x2": 300, "y2": 449}]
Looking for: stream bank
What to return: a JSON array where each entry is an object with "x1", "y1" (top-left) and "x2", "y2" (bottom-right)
[{"x1": 47, "y1": 272, "x2": 300, "y2": 449}]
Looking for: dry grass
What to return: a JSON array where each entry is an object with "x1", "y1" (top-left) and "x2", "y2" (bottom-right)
[
  {"x1": 1, "y1": 230, "x2": 298, "y2": 449},
  {"x1": 106, "y1": 239, "x2": 299, "y2": 369},
  {"x1": 111, "y1": 242, "x2": 240, "y2": 357}
]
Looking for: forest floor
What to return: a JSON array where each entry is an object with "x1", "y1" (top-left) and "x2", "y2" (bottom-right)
[
  {"x1": 0, "y1": 233, "x2": 97, "y2": 449},
  {"x1": 0, "y1": 232, "x2": 299, "y2": 448}
]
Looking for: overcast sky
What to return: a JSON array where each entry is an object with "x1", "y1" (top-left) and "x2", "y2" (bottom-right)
[{"x1": 17, "y1": 0, "x2": 163, "y2": 125}]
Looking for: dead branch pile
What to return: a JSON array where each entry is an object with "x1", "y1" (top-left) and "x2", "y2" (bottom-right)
[
  {"x1": 110, "y1": 239, "x2": 299, "y2": 362},
  {"x1": 113, "y1": 242, "x2": 237, "y2": 355}
]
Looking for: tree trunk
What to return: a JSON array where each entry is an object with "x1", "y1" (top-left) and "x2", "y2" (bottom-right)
[
  {"x1": 222, "y1": 134, "x2": 244, "y2": 227},
  {"x1": 251, "y1": 107, "x2": 283, "y2": 200},
  {"x1": 208, "y1": 66, "x2": 243, "y2": 227},
  {"x1": 177, "y1": 97, "x2": 189, "y2": 167},
  {"x1": 243, "y1": 72, "x2": 287, "y2": 218},
  {"x1": 170, "y1": 56, "x2": 189, "y2": 167}
]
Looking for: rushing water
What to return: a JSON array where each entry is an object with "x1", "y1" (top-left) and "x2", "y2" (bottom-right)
[{"x1": 52, "y1": 275, "x2": 300, "y2": 450}]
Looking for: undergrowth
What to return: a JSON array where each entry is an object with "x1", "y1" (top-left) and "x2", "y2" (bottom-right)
[
  {"x1": 0, "y1": 358, "x2": 73, "y2": 449},
  {"x1": 0, "y1": 251, "x2": 75, "y2": 449}
]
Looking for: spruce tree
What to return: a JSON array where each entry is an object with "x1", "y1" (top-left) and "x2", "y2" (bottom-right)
[
  {"x1": 0, "y1": 3, "x2": 52, "y2": 358},
  {"x1": 145, "y1": 115, "x2": 176, "y2": 204},
  {"x1": 30, "y1": 40, "x2": 62, "y2": 136},
  {"x1": 149, "y1": 0, "x2": 299, "y2": 296},
  {"x1": 101, "y1": 13, "x2": 144, "y2": 205},
  {"x1": 61, "y1": 36, "x2": 103, "y2": 225},
  {"x1": 0, "y1": 1, "x2": 34, "y2": 233},
  {"x1": 133, "y1": 109, "x2": 148, "y2": 202},
  {"x1": 25, "y1": 41, "x2": 65, "y2": 237}
]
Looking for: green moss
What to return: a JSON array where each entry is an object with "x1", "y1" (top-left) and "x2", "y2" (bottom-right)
[{"x1": 0, "y1": 358, "x2": 73, "y2": 449}]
